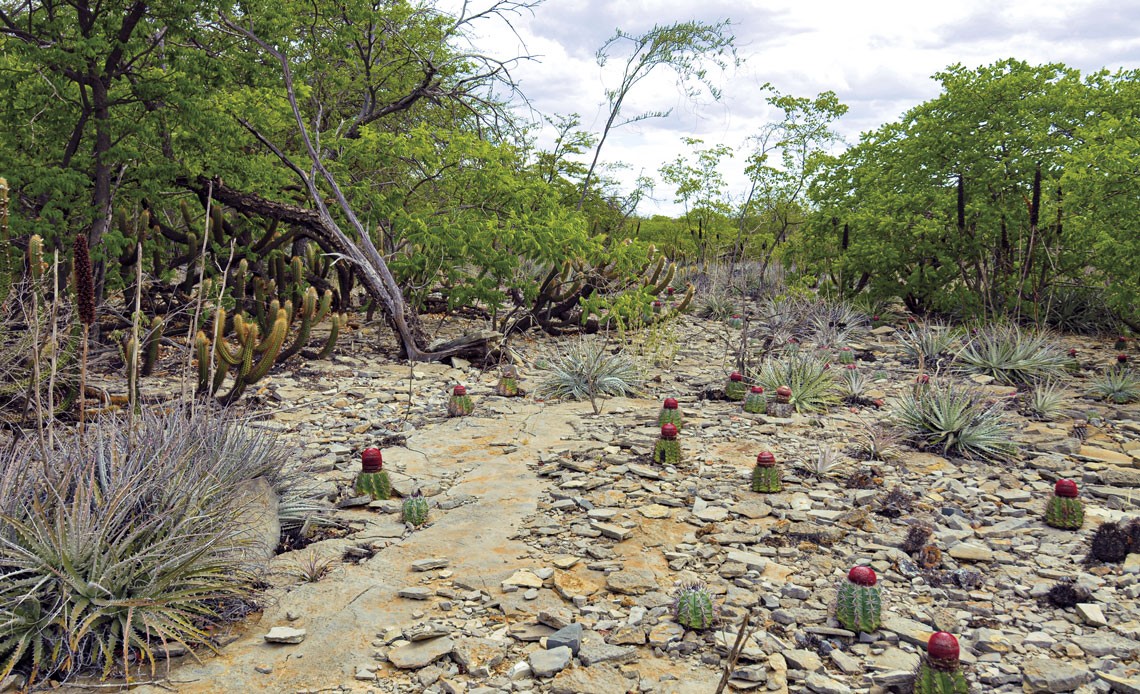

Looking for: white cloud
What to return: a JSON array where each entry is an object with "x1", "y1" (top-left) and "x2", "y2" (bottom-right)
[{"x1": 444, "y1": 0, "x2": 1140, "y2": 216}]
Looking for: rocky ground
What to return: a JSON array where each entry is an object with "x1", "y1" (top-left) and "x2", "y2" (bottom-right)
[{"x1": 107, "y1": 315, "x2": 1140, "y2": 694}]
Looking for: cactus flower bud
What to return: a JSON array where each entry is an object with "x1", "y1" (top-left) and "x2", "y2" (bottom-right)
[
  {"x1": 847, "y1": 565, "x2": 877, "y2": 586},
  {"x1": 663, "y1": 397, "x2": 679, "y2": 409},
  {"x1": 661, "y1": 423, "x2": 678, "y2": 440},
  {"x1": 361, "y1": 447, "x2": 383, "y2": 472},
  {"x1": 756, "y1": 451, "x2": 776, "y2": 466},
  {"x1": 1054, "y1": 479, "x2": 1079, "y2": 498}
]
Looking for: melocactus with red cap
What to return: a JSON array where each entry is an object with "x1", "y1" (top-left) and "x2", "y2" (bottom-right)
[
  {"x1": 725, "y1": 371, "x2": 747, "y2": 401},
  {"x1": 658, "y1": 397, "x2": 683, "y2": 430},
  {"x1": 915, "y1": 631, "x2": 968, "y2": 694},
  {"x1": 653, "y1": 423, "x2": 681, "y2": 466},
  {"x1": 447, "y1": 384, "x2": 474, "y2": 416},
  {"x1": 1044, "y1": 478, "x2": 1084, "y2": 530},
  {"x1": 743, "y1": 385, "x2": 767, "y2": 414},
  {"x1": 751, "y1": 451, "x2": 781, "y2": 493},
  {"x1": 355, "y1": 447, "x2": 391, "y2": 500},
  {"x1": 834, "y1": 565, "x2": 881, "y2": 633}
]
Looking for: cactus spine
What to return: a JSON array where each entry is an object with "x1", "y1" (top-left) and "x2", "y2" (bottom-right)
[
  {"x1": 725, "y1": 371, "x2": 746, "y2": 401},
  {"x1": 743, "y1": 386, "x2": 767, "y2": 414},
  {"x1": 355, "y1": 447, "x2": 392, "y2": 500},
  {"x1": 835, "y1": 566, "x2": 881, "y2": 633},
  {"x1": 447, "y1": 385, "x2": 474, "y2": 416},
  {"x1": 914, "y1": 632, "x2": 969, "y2": 694},
  {"x1": 673, "y1": 583, "x2": 716, "y2": 630},
  {"x1": 1044, "y1": 479, "x2": 1084, "y2": 530},
  {"x1": 751, "y1": 452, "x2": 782, "y2": 493},
  {"x1": 657, "y1": 397, "x2": 682, "y2": 430},
  {"x1": 653, "y1": 423, "x2": 681, "y2": 466},
  {"x1": 402, "y1": 492, "x2": 429, "y2": 527}
]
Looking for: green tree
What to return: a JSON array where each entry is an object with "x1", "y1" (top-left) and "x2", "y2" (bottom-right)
[{"x1": 658, "y1": 137, "x2": 733, "y2": 263}]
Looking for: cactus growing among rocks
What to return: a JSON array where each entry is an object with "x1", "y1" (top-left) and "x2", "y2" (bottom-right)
[
  {"x1": 447, "y1": 385, "x2": 474, "y2": 416},
  {"x1": 727, "y1": 314, "x2": 744, "y2": 329},
  {"x1": 1116, "y1": 336, "x2": 1129, "y2": 350},
  {"x1": 653, "y1": 423, "x2": 681, "y2": 466},
  {"x1": 751, "y1": 451, "x2": 782, "y2": 493},
  {"x1": 673, "y1": 582, "x2": 716, "y2": 630},
  {"x1": 838, "y1": 347, "x2": 855, "y2": 365},
  {"x1": 1044, "y1": 479, "x2": 1084, "y2": 530},
  {"x1": 658, "y1": 397, "x2": 683, "y2": 430},
  {"x1": 834, "y1": 566, "x2": 882, "y2": 633},
  {"x1": 402, "y1": 492, "x2": 430, "y2": 527},
  {"x1": 495, "y1": 365, "x2": 522, "y2": 397},
  {"x1": 1087, "y1": 521, "x2": 1131, "y2": 564},
  {"x1": 766, "y1": 385, "x2": 794, "y2": 418},
  {"x1": 743, "y1": 386, "x2": 767, "y2": 414},
  {"x1": 354, "y1": 447, "x2": 391, "y2": 500},
  {"x1": 914, "y1": 632, "x2": 969, "y2": 694},
  {"x1": 725, "y1": 371, "x2": 747, "y2": 401}
]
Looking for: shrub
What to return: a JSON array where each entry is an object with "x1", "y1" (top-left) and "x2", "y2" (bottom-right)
[
  {"x1": 893, "y1": 382, "x2": 1016, "y2": 460},
  {"x1": 534, "y1": 338, "x2": 645, "y2": 414},
  {"x1": 754, "y1": 351, "x2": 838, "y2": 413},
  {"x1": 958, "y1": 323, "x2": 1069, "y2": 386},
  {"x1": 852, "y1": 421, "x2": 902, "y2": 462},
  {"x1": 695, "y1": 289, "x2": 737, "y2": 320},
  {"x1": 0, "y1": 407, "x2": 283, "y2": 684},
  {"x1": 898, "y1": 320, "x2": 962, "y2": 365},
  {"x1": 1021, "y1": 381, "x2": 1067, "y2": 420},
  {"x1": 1087, "y1": 366, "x2": 1140, "y2": 404}
]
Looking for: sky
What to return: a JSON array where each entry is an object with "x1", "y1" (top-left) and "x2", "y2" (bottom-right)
[{"x1": 447, "y1": 0, "x2": 1140, "y2": 216}]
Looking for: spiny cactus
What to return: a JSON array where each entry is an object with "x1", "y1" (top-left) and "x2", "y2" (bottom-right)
[
  {"x1": 914, "y1": 632, "x2": 969, "y2": 694},
  {"x1": 447, "y1": 384, "x2": 474, "y2": 417},
  {"x1": 355, "y1": 447, "x2": 392, "y2": 500},
  {"x1": 1044, "y1": 479, "x2": 1084, "y2": 530},
  {"x1": 727, "y1": 314, "x2": 744, "y2": 330},
  {"x1": 402, "y1": 492, "x2": 430, "y2": 527},
  {"x1": 751, "y1": 451, "x2": 782, "y2": 493},
  {"x1": 1115, "y1": 336, "x2": 1129, "y2": 350},
  {"x1": 673, "y1": 582, "x2": 716, "y2": 630},
  {"x1": 725, "y1": 371, "x2": 747, "y2": 401},
  {"x1": 766, "y1": 385, "x2": 794, "y2": 418},
  {"x1": 743, "y1": 386, "x2": 767, "y2": 414},
  {"x1": 657, "y1": 397, "x2": 683, "y2": 430},
  {"x1": 196, "y1": 307, "x2": 288, "y2": 403},
  {"x1": 495, "y1": 364, "x2": 522, "y2": 397},
  {"x1": 838, "y1": 347, "x2": 855, "y2": 365},
  {"x1": 834, "y1": 565, "x2": 881, "y2": 633},
  {"x1": 1087, "y1": 521, "x2": 1131, "y2": 564},
  {"x1": 653, "y1": 423, "x2": 681, "y2": 466}
]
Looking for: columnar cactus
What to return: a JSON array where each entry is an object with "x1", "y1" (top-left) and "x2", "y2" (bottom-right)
[
  {"x1": 495, "y1": 365, "x2": 522, "y2": 397},
  {"x1": 658, "y1": 397, "x2": 683, "y2": 430},
  {"x1": 743, "y1": 386, "x2": 767, "y2": 414},
  {"x1": 402, "y1": 492, "x2": 430, "y2": 527},
  {"x1": 766, "y1": 385, "x2": 794, "y2": 418},
  {"x1": 834, "y1": 566, "x2": 882, "y2": 633},
  {"x1": 751, "y1": 451, "x2": 782, "y2": 493},
  {"x1": 673, "y1": 582, "x2": 716, "y2": 630},
  {"x1": 914, "y1": 632, "x2": 969, "y2": 694},
  {"x1": 725, "y1": 371, "x2": 747, "y2": 401},
  {"x1": 653, "y1": 423, "x2": 681, "y2": 466},
  {"x1": 1044, "y1": 479, "x2": 1084, "y2": 530},
  {"x1": 447, "y1": 384, "x2": 474, "y2": 416},
  {"x1": 354, "y1": 447, "x2": 391, "y2": 500},
  {"x1": 838, "y1": 347, "x2": 855, "y2": 365}
]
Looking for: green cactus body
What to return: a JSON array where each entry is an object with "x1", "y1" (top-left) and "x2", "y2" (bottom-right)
[
  {"x1": 838, "y1": 348, "x2": 855, "y2": 365},
  {"x1": 447, "y1": 386, "x2": 474, "y2": 416},
  {"x1": 743, "y1": 387, "x2": 767, "y2": 414},
  {"x1": 1044, "y1": 496, "x2": 1084, "y2": 530},
  {"x1": 355, "y1": 471, "x2": 392, "y2": 500},
  {"x1": 727, "y1": 315, "x2": 744, "y2": 329},
  {"x1": 402, "y1": 495, "x2": 430, "y2": 527},
  {"x1": 725, "y1": 373, "x2": 747, "y2": 402},
  {"x1": 835, "y1": 575, "x2": 881, "y2": 633},
  {"x1": 914, "y1": 661, "x2": 969, "y2": 694},
  {"x1": 673, "y1": 584, "x2": 715, "y2": 630},
  {"x1": 658, "y1": 398, "x2": 682, "y2": 430},
  {"x1": 495, "y1": 377, "x2": 519, "y2": 397},
  {"x1": 751, "y1": 456, "x2": 782, "y2": 493},
  {"x1": 654, "y1": 438, "x2": 681, "y2": 465}
]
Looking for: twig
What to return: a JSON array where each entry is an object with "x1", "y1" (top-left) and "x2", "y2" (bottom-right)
[
  {"x1": 183, "y1": 182, "x2": 214, "y2": 409},
  {"x1": 714, "y1": 611, "x2": 754, "y2": 694}
]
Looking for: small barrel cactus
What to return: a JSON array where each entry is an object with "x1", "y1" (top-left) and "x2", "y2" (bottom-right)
[
  {"x1": 914, "y1": 631, "x2": 969, "y2": 694},
  {"x1": 1118, "y1": 353, "x2": 1130, "y2": 364},
  {"x1": 447, "y1": 384, "x2": 474, "y2": 416},
  {"x1": 725, "y1": 371, "x2": 747, "y2": 401},
  {"x1": 1115, "y1": 336, "x2": 1129, "y2": 350},
  {"x1": 1044, "y1": 479, "x2": 1084, "y2": 530},
  {"x1": 751, "y1": 451, "x2": 782, "y2": 493},
  {"x1": 354, "y1": 447, "x2": 391, "y2": 500},
  {"x1": 766, "y1": 385, "x2": 794, "y2": 417},
  {"x1": 838, "y1": 347, "x2": 855, "y2": 365},
  {"x1": 653, "y1": 423, "x2": 681, "y2": 466},
  {"x1": 673, "y1": 582, "x2": 716, "y2": 630},
  {"x1": 834, "y1": 565, "x2": 882, "y2": 633},
  {"x1": 743, "y1": 386, "x2": 767, "y2": 414},
  {"x1": 658, "y1": 397, "x2": 683, "y2": 430},
  {"x1": 727, "y1": 314, "x2": 744, "y2": 329},
  {"x1": 494, "y1": 365, "x2": 521, "y2": 397},
  {"x1": 402, "y1": 492, "x2": 430, "y2": 527}
]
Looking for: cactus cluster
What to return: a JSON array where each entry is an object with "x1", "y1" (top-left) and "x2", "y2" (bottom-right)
[
  {"x1": 354, "y1": 447, "x2": 392, "y2": 500},
  {"x1": 495, "y1": 365, "x2": 522, "y2": 397},
  {"x1": 834, "y1": 566, "x2": 882, "y2": 634},
  {"x1": 914, "y1": 632, "x2": 969, "y2": 694},
  {"x1": 657, "y1": 397, "x2": 683, "y2": 430},
  {"x1": 725, "y1": 371, "x2": 747, "y2": 401},
  {"x1": 447, "y1": 385, "x2": 475, "y2": 416},
  {"x1": 653, "y1": 423, "x2": 681, "y2": 466},
  {"x1": 743, "y1": 386, "x2": 767, "y2": 414},
  {"x1": 1044, "y1": 479, "x2": 1084, "y2": 530},
  {"x1": 402, "y1": 492, "x2": 430, "y2": 527},
  {"x1": 751, "y1": 451, "x2": 782, "y2": 493},
  {"x1": 673, "y1": 582, "x2": 716, "y2": 630}
]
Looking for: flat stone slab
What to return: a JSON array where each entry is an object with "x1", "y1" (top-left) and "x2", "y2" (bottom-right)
[
  {"x1": 387, "y1": 636, "x2": 455, "y2": 669},
  {"x1": 1022, "y1": 657, "x2": 1091, "y2": 693},
  {"x1": 264, "y1": 627, "x2": 306, "y2": 644}
]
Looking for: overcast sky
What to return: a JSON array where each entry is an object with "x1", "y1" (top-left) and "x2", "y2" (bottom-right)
[{"x1": 449, "y1": 0, "x2": 1140, "y2": 216}]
